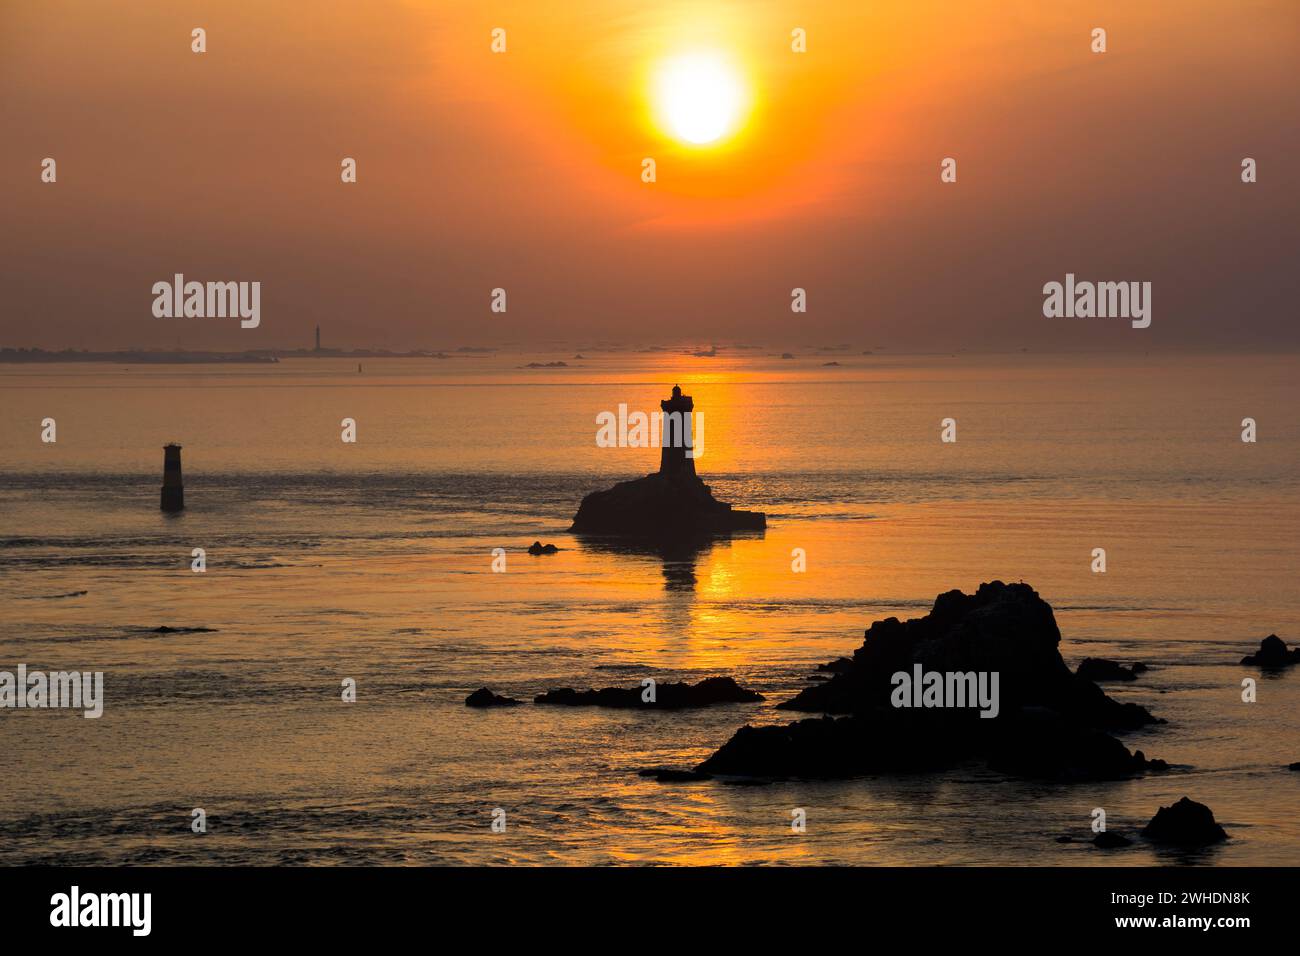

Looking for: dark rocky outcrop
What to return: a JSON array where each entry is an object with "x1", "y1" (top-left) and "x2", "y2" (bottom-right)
[
  {"x1": 527, "y1": 541, "x2": 559, "y2": 555},
  {"x1": 1141, "y1": 797, "x2": 1228, "y2": 845},
  {"x1": 816, "y1": 657, "x2": 854, "y2": 674},
  {"x1": 695, "y1": 581, "x2": 1164, "y2": 782},
  {"x1": 1076, "y1": 658, "x2": 1144, "y2": 682},
  {"x1": 570, "y1": 471, "x2": 765, "y2": 537},
  {"x1": 1289, "y1": 762, "x2": 1300, "y2": 772},
  {"x1": 779, "y1": 583, "x2": 1158, "y2": 731},
  {"x1": 536, "y1": 676, "x2": 763, "y2": 710},
  {"x1": 1240, "y1": 634, "x2": 1298, "y2": 667},
  {"x1": 465, "y1": 688, "x2": 522, "y2": 708}
]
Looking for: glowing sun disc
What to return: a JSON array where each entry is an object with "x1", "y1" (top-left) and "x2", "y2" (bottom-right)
[{"x1": 653, "y1": 52, "x2": 746, "y2": 145}]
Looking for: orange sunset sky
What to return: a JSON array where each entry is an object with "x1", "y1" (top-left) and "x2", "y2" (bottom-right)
[{"x1": 1, "y1": 0, "x2": 1297, "y2": 351}]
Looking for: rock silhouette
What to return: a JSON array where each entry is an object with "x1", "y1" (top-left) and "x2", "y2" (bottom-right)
[
  {"x1": 1092, "y1": 831, "x2": 1133, "y2": 849},
  {"x1": 569, "y1": 386, "x2": 765, "y2": 538},
  {"x1": 1076, "y1": 658, "x2": 1144, "y2": 682},
  {"x1": 527, "y1": 541, "x2": 559, "y2": 555},
  {"x1": 1240, "y1": 634, "x2": 1298, "y2": 667},
  {"x1": 465, "y1": 688, "x2": 522, "y2": 708},
  {"x1": 1141, "y1": 797, "x2": 1228, "y2": 845},
  {"x1": 536, "y1": 676, "x2": 763, "y2": 710},
  {"x1": 694, "y1": 582, "x2": 1164, "y2": 781},
  {"x1": 638, "y1": 767, "x2": 713, "y2": 783}
]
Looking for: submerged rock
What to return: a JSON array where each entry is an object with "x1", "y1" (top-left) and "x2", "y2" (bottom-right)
[
  {"x1": 638, "y1": 767, "x2": 713, "y2": 783},
  {"x1": 695, "y1": 582, "x2": 1164, "y2": 782},
  {"x1": 527, "y1": 541, "x2": 559, "y2": 555},
  {"x1": 1076, "y1": 658, "x2": 1143, "y2": 682},
  {"x1": 465, "y1": 688, "x2": 522, "y2": 708},
  {"x1": 1141, "y1": 797, "x2": 1228, "y2": 845},
  {"x1": 1092, "y1": 831, "x2": 1133, "y2": 849},
  {"x1": 536, "y1": 676, "x2": 763, "y2": 710},
  {"x1": 1240, "y1": 634, "x2": 1298, "y2": 667},
  {"x1": 569, "y1": 385, "x2": 765, "y2": 538}
]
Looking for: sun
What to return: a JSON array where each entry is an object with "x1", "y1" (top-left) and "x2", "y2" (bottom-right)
[{"x1": 652, "y1": 51, "x2": 748, "y2": 146}]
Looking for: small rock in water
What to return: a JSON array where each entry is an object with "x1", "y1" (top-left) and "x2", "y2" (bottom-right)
[
  {"x1": 1092, "y1": 831, "x2": 1133, "y2": 849},
  {"x1": 638, "y1": 767, "x2": 712, "y2": 783},
  {"x1": 1240, "y1": 634, "x2": 1298, "y2": 667},
  {"x1": 1141, "y1": 797, "x2": 1228, "y2": 845},
  {"x1": 1076, "y1": 658, "x2": 1140, "y2": 682},
  {"x1": 465, "y1": 688, "x2": 523, "y2": 708},
  {"x1": 535, "y1": 676, "x2": 763, "y2": 709},
  {"x1": 527, "y1": 541, "x2": 559, "y2": 555}
]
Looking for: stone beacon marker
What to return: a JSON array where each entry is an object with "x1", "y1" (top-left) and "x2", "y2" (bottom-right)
[{"x1": 160, "y1": 443, "x2": 184, "y2": 512}]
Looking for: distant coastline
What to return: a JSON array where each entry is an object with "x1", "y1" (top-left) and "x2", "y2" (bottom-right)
[{"x1": 0, "y1": 347, "x2": 456, "y2": 364}]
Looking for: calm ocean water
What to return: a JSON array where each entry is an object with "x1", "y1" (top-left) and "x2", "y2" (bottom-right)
[{"x1": 2, "y1": 351, "x2": 1299, "y2": 865}]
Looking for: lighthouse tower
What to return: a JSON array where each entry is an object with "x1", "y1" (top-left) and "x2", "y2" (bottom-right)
[
  {"x1": 658, "y1": 385, "x2": 697, "y2": 479},
  {"x1": 160, "y1": 443, "x2": 184, "y2": 512}
]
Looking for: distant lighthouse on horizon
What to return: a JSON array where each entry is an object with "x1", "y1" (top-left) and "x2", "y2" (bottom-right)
[{"x1": 314, "y1": 325, "x2": 320, "y2": 352}]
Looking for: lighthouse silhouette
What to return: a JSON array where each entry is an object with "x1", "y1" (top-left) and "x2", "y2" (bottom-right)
[
  {"x1": 659, "y1": 384, "x2": 696, "y2": 478},
  {"x1": 160, "y1": 444, "x2": 184, "y2": 512}
]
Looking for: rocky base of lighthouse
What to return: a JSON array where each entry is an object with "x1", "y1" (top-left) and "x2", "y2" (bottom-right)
[{"x1": 569, "y1": 470, "x2": 765, "y2": 538}]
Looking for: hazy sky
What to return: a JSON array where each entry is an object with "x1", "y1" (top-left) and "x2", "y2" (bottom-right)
[{"x1": 2, "y1": 0, "x2": 1297, "y2": 351}]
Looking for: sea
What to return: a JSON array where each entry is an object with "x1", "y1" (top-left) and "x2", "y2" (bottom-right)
[{"x1": 2, "y1": 350, "x2": 1298, "y2": 865}]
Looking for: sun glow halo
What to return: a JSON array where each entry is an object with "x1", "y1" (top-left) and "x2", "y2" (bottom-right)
[{"x1": 652, "y1": 52, "x2": 748, "y2": 146}]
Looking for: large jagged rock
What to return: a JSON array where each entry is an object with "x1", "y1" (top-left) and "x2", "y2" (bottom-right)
[
  {"x1": 1240, "y1": 634, "x2": 1298, "y2": 667},
  {"x1": 694, "y1": 582, "x2": 1165, "y2": 782},
  {"x1": 536, "y1": 676, "x2": 763, "y2": 710},
  {"x1": 1141, "y1": 797, "x2": 1228, "y2": 845},
  {"x1": 779, "y1": 582, "x2": 1158, "y2": 730},
  {"x1": 570, "y1": 471, "x2": 765, "y2": 537}
]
